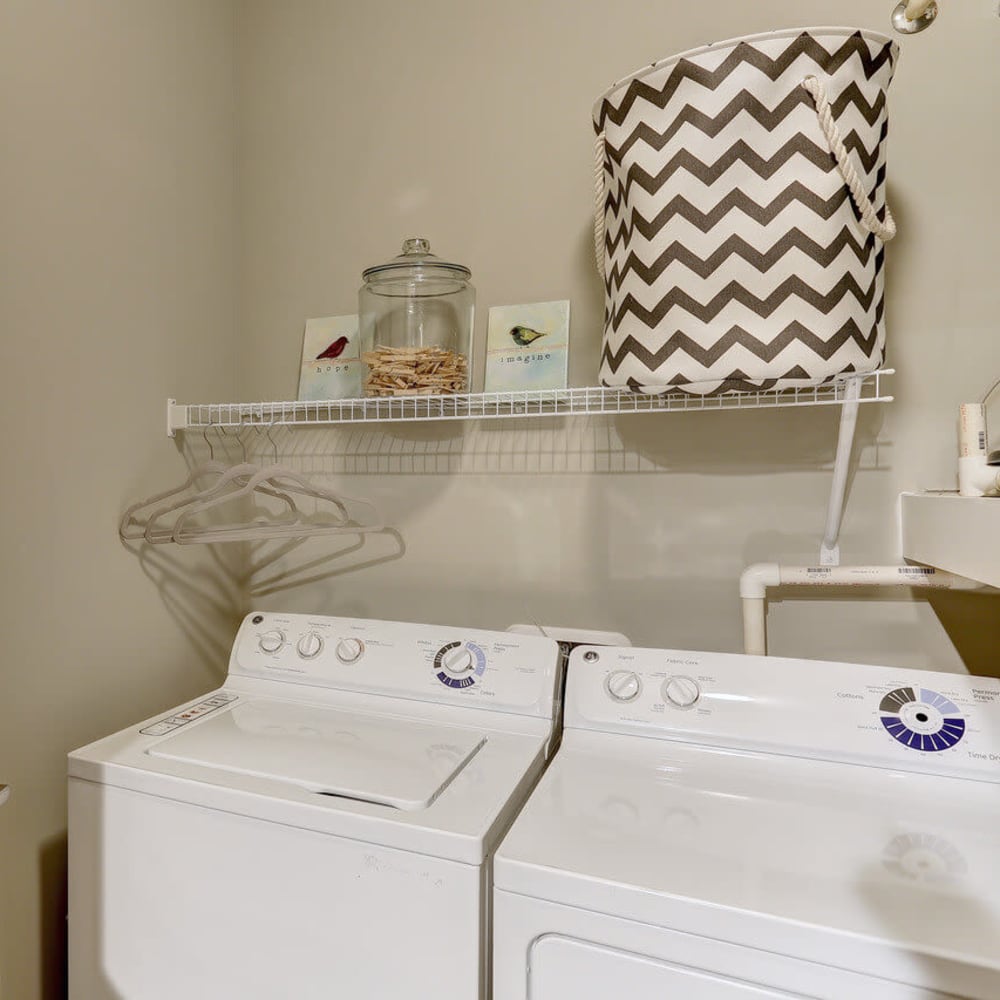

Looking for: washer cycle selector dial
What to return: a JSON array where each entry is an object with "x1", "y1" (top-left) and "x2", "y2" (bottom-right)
[
  {"x1": 434, "y1": 641, "x2": 487, "y2": 690},
  {"x1": 258, "y1": 630, "x2": 285, "y2": 654},
  {"x1": 440, "y1": 647, "x2": 474, "y2": 676},
  {"x1": 605, "y1": 670, "x2": 642, "y2": 703},
  {"x1": 663, "y1": 675, "x2": 700, "y2": 708},
  {"x1": 296, "y1": 632, "x2": 324, "y2": 659},
  {"x1": 335, "y1": 637, "x2": 364, "y2": 664}
]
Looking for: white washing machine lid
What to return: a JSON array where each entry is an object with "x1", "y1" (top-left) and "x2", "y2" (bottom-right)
[
  {"x1": 494, "y1": 731, "x2": 1000, "y2": 990},
  {"x1": 70, "y1": 683, "x2": 554, "y2": 864},
  {"x1": 148, "y1": 699, "x2": 484, "y2": 811}
]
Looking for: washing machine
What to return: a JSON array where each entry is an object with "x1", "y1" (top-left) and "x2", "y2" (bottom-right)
[
  {"x1": 494, "y1": 645, "x2": 1000, "y2": 999},
  {"x1": 68, "y1": 612, "x2": 561, "y2": 999}
]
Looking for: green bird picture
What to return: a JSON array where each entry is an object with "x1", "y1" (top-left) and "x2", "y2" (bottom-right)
[{"x1": 510, "y1": 325, "x2": 547, "y2": 347}]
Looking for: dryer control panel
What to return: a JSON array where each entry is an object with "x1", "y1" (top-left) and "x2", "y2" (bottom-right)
[
  {"x1": 229, "y1": 613, "x2": 560, "y2": 718},
  {"x1": 567, "y1": 645, "x2": 1000, "y2": 781}
]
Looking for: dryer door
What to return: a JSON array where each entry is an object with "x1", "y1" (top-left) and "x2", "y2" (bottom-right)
[
  {"x1": 494, "y1": 891, "x2": 958, "y2": 1000},
  {"x1": 527, "y1": 936, "x2": 953, "y2": 999},
  {"x1": 530, "y1": 938, "x2": 804, "y2": 998}
]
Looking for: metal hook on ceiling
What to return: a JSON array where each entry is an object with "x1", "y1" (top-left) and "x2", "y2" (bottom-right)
[{"x1": 892, "y1": 0, "x2": 939, "y2": 34}]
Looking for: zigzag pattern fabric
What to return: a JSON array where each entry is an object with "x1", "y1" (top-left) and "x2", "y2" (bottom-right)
[{"x1": 593, "y1": 28, "x2": 899, "y2": 394}]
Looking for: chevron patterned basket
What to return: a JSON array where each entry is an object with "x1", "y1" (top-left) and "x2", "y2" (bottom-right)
[{"x1": 593, "y1": 28, "x2": 899, "y2": 395}]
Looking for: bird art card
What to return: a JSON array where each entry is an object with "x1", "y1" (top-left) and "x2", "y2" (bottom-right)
[
  {"x1": 298, "y1": 314, "x2": 365, "y2": 401},
  {"x1": 484, "y1": 300, "x2": 570, "y2": 393}
]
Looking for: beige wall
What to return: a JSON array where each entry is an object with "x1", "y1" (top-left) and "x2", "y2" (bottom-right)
[
  {"x1": 2, "y1": 2, "x2": 999, "y2": 994},
  {"x1": 0, "y1": 2, "x2": 238, "y2": 997},
  {"x1": 234, "y1": 1, "x2": 1000, "y2": 667}
]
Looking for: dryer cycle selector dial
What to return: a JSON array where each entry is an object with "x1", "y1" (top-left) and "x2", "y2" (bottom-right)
[
  {"x1": 335, "y1": 637, "x2": 364, "y2": 664},
  {"x1": 605, "y1": 670, "x2": 642, "y2": 703},
  {"x1": 663, "y1": 675, "x2": 700, "y2": 709},
  {"x1": 879, "y1": 686, "x2": 966, "y2": 752},
  {"x1": 296, "y1": 632, "x2": 324, "y2": 659},
  {"x1": 258, "y1": 630, "x2": 285, "y2": 654}
]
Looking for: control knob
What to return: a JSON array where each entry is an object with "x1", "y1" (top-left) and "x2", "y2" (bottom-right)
[
  {"x1": 296, "y1": 632, "x2": 324, "y2": 659},
  {"x1": 440, "y1": 646, "x2": 474, "y2": 676},
  {"x1": 258, "y1": 630, "x2": 285, "y2": 654},
  {"x1": 663, "y1": 675, "x2": 700, "y2": 708},
  {"x1": 605, "y1": 670, "x2": 641, "y2": 703},
  {"x1": 335, "y1": 637, "x2": 364, "y2": 664}
]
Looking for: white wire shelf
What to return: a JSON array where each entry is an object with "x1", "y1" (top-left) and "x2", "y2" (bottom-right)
[{"x1": 167, "y1": 369, "x2": 892, "y2": 436}]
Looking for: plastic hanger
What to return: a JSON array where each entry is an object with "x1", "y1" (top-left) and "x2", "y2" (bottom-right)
[
  {"x1": 120, "y1": 461, "x2": 226, "y2": 540},
  {"x1": 171, "y1": 463, "x2": 381, "y2": 544},
  {"x1": 143, "y1": 460, "x2": 304, "y2": 544},
  {"x1": 165, "y1": 422, "x2": 381, "y2": 544},
  {"x1": 135, "y1": 426, "x2": 297, "y2": 544},
  {"x1": 123, "y1": 421, "x2": 382, "y2": 545},
  {"x1": 120, "y1": 426, "x2": 230, "y2": 540}
]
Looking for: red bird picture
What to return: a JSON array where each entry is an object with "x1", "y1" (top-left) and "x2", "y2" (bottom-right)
[{"x1": 316, "y1": 336, "x2": 350, "y2": 360}]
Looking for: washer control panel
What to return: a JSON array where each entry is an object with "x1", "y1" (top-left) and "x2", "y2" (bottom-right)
[
  {"x1": 568, "y1": 645, "x2": 1000, "y2": 781},
  {"x1": 231, "y1": 613, "x2": 560, "y2": 717},
  {"x1": 139, "y1": 692, "x2": 237, "y2": 737}
]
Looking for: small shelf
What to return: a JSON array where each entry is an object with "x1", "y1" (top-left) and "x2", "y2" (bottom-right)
[
  {"x1": 901, "y1": 492, "x2": 1000, "y2": 590},
  {"x1": 167, "y1": 370, "x2": 892, "y2": 435}
]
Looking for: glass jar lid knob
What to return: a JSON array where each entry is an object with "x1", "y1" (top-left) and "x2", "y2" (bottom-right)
[
  {"x1": 362, "y1": 237, "x2": 471, "y2": 280},
  {"x1": 401, "y1": 237, "x2": 431, "y2": 256}
]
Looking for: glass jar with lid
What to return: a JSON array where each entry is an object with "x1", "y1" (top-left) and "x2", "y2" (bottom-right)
[{"x1": 358, "y1": 238, "x2": 475, "y2": 397}]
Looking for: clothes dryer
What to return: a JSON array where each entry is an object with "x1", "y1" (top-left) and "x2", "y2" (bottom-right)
[{"x1": 494, "y1": 646, "x2": 1000, "y2": 999}]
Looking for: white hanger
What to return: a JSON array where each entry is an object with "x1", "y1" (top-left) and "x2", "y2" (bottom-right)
[
  {"x1": 143, "y1": 421, "x2": 381, "y2": 545},
  {"x1": 122, "y1": 420, "x2": 383, "y2": 545},
  {"x1": 171, "y1": 462, "x2": 381, "y2": 544},
  {"x1": 143, "y1": 462, "x2": 303, "y2": 543},
  {"x1": 122, "y1": 425, "x2": 296, "y2": 543},
  {"x1": 120, "y1": 461, "x2": 226, "y2": 540}
]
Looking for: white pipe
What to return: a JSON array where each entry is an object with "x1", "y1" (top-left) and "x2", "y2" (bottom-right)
[
  {"x1": 742, "y1": 598, "x2": 768, "y2": 656},
  {"x1": 739, "y1": 563, "x2": 780, "y2": 600},
  {"x1": 739, "y1": 563, "x2": 985, "y2": 656},
  {"x1": 777, "y1": 565, "x2": 979, "y2": 589},
  {"x1": 820, "y1": 379, "x2": 861, "y2": 566},
  {"x1": 959, "y1": 459, "x2": 1000, "y2": 498},
  {"x1": 905, "y1": 0, "x2": 935, "y2": 20}
]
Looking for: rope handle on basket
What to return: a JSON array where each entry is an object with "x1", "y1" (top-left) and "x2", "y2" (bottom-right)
[
  {"x1": 594, "y1": 131, "x2": 607, "y2": 278},
  {"x1": 801, "y1": 75, "x2": 896, "y2": 242},
  {"x1": 592, "y1": 75, "x2": 896, "y2": 277}
]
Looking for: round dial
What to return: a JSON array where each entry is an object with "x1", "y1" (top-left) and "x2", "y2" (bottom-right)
[
  {"x1": 335, "y1": 637, "x2": 364, "y2": 664},
  {"x1": 434, "y1": 642, "x2": 486, "y2": 690},
  {"x1": 879, "y1": 686, "x2": 965, "y2": 752},
  {"x1": 258, "y1": 630, "x2": 285, "y2": 654},
  {"x1": 663, "y1": 675, "x2": 700, "y2": 708},
  {"x1": 440, "y1": 647, "x2": 474, "y2": 676},
  {"x1": 605, "y1": 670, "x2": 641, "y2": 703},
  {"x1": 296, "y1": 632, "x2": 323, "y2": 659}
]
